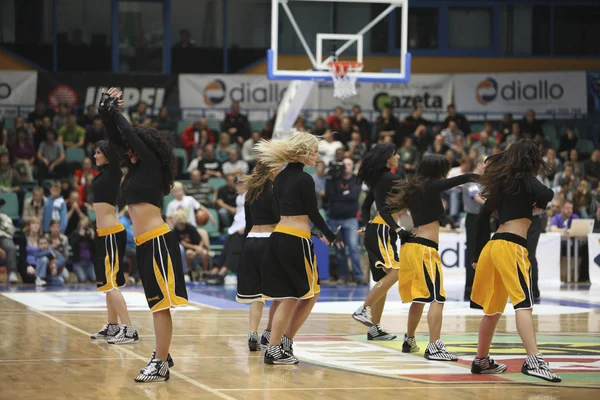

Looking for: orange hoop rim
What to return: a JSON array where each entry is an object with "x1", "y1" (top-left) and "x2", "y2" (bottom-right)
[{"x1": 328, "y1": 61, "x2": 364, "y2": 77}]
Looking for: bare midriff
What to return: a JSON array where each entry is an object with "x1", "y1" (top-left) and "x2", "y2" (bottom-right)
[
  {"x1": 93, "y1": 203, "x2": 120, "y2": 230},
  {"x1": 250, "y1": 224, "x2": 278, "y2": 234},
  {"x1": 128, "y1": 203, "x2": 166, "y2": 237},
  {"x1": 413, "y1": 221, "x2": 442, "y2": 244},
  {"x1": 278, "y1": 215, "x2": 311, "y2": 234},
  {"x1": 496, "y1": 218, "x2": 531, "y2": 240}
]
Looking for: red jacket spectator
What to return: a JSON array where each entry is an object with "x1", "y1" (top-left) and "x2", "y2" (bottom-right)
[
  {"x1": 326, "y1": 106, "x2": 344, "y2": 131},
  {"x1": 182, "y1": 119, "x2": 216, "y2": 157}
]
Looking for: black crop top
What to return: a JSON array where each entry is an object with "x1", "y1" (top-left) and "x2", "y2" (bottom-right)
[
  {"x1": 273, "y1": 162, "x2": 336, "y2": 242},
  {"x1": 360, "y1": 169, "x2": 400, "y2": 230},
  {"x1": 92, "y1": 113, "x2": 123, "y2": 206},
  {"x1": 244, "y1": 180, "x2": 280, "y2": 235},
  {"x1": 409, "y1": 173, "x2": 478, "y2": 228},
  {"x1": 107, "y1": 111, "x2": 164, "y2": 208}
]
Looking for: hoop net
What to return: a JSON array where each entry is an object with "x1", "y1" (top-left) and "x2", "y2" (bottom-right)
[{"x1": 327, "y1": 61, "x2": 363, "y2": 100}]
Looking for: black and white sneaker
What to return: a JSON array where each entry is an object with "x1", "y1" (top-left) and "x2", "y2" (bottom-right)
[
  {"x1": 248, "y1": 332, "x2": 261, "y2": 351},
  {"x1": 367, "y1": 325, "x2": 397, "y2": 341},
  {"x1": 402, "y1": 334, "x2": 420, "y2": 353},
  {"x1": 108, "y1": 325, "x2": 139, "y2": 345},
  {"x1": 264, "y1": 345, "x2": 299, "y2": 365},
  {"x1": 90, "y1": 323, "x2": 120, "y2": 340},
  {"x1": 142, "y1": 350, "x2": 174, "y2": 372},
  {"x1": 260, "y1": 329, "x2": 271, "y2": 347},
  {"x1": 281, "y1": 335, "x2": 294, "y2": 355},
  {"x1": 521, "y1": 354, "x2": 561, "y2": 382},
  {"x1": 424, "y1": 340, "x2": 459, "y2": 361},
  {"x1": 134, "y1": 360, "x2": 170, "y2": 382},
  {"x1": 352, "y1": 305, "x2": 373, "y2": 327},
  {"x1": 471, "y1": 355, "x2": 508, "y2": 374}
]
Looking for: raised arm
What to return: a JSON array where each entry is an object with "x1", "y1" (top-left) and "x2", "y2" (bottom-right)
[
  {"x1": 299, "y1": 175, "x2": 336, "y2": 242},
  {"x1": 429, "y1": 173, "x2": 479, "y2": 194}
]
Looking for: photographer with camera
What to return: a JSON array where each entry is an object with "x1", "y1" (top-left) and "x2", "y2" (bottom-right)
[{"x1": 326, "y1": 158, "x2": 366, "y2": 284}]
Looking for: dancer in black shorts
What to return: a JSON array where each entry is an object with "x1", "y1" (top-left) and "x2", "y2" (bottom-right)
[
  {"x1": 352, "y1": 143, "x2": 404, "y2": 341},
  {"x1": 236, "y1": 160, "x2": 282, "y2": 351},
  {"x1": 89, "y1": 113, "x2": 137, "y2": 344},
  {"x1": 101, "y1": 88, "x2": 187, "y2": 382},
  {"x1": 256, "y1": 131, "x2": 342, "y2": 365},
  {"x1": 471, "y1": 139, "x2": 560, "y2": 382}
]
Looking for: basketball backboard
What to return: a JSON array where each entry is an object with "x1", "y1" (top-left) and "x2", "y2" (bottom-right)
[{"x1": 268, "y1": 0, "x2": 411, "y2": 83}]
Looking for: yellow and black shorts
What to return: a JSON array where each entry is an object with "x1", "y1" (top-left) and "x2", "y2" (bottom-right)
[
  {"x1": 95, "y1": 223, "x2": 126, "y2": 293},
  {"x1": 236, "y1": 233, "x2": 270, "y2": 304},
  {"x1": 135, "y1": 224, "x2": 188, "y2": 312},
  {"x1": 399, "y1": 237, "x2": 446, "y2": 303},
  {"x1": 471, "y1": 233, "x2": 533, "y2": 315},
  {"x1": 262, "y1": 226, "x2": 319, "y2": 300},
  {"x1": 365, "y1": 215, "x2": 400, "y2": 282}
]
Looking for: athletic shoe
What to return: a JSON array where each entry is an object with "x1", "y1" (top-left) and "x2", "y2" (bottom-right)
[
  {"x1": 264, "y1": 345, "x2": 299, "y2": 365},
  {"x1": 521, "y1": 354, "x2": 561, "y2": 382},
  {"x1": 141, "y1": 351, "x2": 174, "y2": 373},
  {"x1": 35, "y1": 277, "x2": 47, "y2": 286},
  {"x1": 108, "y1": 325, "x2": 139, "y2": 345},
  {"x1": 8, "y1": 272, "x2": 18, "y2": 284},
  {"x1": 281, "y1": 335, "x2": 294, "y2": 355},
  {"x1": 248, "y1": 332, "x2": 261, "y2": 351},
  {"x1": 471, "y1": 356, "x2": 508, "y2": 374},
  {"x1": 424, "y1": 340, "x2": 459, "y2": 361},
  {"x1": 134, "y1": 360, "x2": 170, "y2": 382},
  {"x1": 261, "y1": 330, "x2": 271, "y2": 347},
  {"x1": 352, "y1": 305, "x2": 373, "y2": 327},
  {"x1": 367, "y1": 325, "x2": 397, "y2": 341},
  {"x1": 90, "y1": 323, "x2": 120, "y2": 339},
  {"x1": 402, "y1": 334, "x2": 420, "y2": 353}
]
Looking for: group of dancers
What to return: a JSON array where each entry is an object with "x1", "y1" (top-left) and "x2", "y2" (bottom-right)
[{"x1": 85, "y1": 87, "x2": 560, "y2": 382}]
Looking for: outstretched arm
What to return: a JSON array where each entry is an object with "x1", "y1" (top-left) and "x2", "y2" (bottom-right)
[{"x1": 429, "y1": 173, "x2": 479, "y2": 194}]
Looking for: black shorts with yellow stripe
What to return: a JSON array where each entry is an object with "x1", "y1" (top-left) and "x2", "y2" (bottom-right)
[
  {"x1": 471, "y1": 233, "x2": 533, "y2": 315},
  {"x1": 236, "y1": 233, "x2": 270, "y2": 304},
  {"x1": 262, "y1": 226, "x2": 319, "y2": 300},
  {"x1": 365, "y1": 215, "x2": 400, "y2": 282},
  {"x1": 95, "y1": 223, "x2": 127, "y2": 293},
  {"x1": 135, "y1": 224, "x2": 188, "y2": 312},
  {"x1": 399, "y1": 237, "x2": 446, "y2": 303}
]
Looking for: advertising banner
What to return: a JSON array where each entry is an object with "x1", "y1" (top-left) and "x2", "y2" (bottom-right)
[
  {"x1": 454, "y1": 71, "x2": 587, "y2": 116},
  {"x1": 37, "y1": 72, "x2": 179, "y2": 114},
  {"x1": 0, "y1": 71, "x2": 37, "y2": 117}
]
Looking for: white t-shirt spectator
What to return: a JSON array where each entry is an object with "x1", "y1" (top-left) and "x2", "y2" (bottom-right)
[
  {"x1": 166, "y1": 196, "x2": 201, "y2": 227},
  {"x1": 227, "y1": 192, "x2": 246, "y2": 235},
  {"x1": 318, "y1": 140, "x2": 344, "y2": 167},
  {"x1": 222, "y1": 160, "x2": 249, "y2": 176}
]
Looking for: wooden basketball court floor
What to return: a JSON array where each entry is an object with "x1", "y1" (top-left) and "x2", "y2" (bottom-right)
[{"x1": 0, "y1": 283, "x2": 598, "y2": 400}]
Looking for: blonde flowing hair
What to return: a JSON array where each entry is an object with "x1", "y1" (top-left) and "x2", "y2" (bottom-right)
[
  {"x1": 238, "y1": 159, "x2": 282, "y2": 203},
  {"x1": 254, "y1": 130, "x2": 320, "y2": 167}
]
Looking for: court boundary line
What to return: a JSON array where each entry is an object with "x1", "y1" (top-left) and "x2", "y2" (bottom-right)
[{"x1": 23, "y1": 305, "x2": 237, "y2": 400}]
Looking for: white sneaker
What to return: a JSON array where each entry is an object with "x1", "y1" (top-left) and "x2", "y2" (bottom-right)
[
  {"x1": 8, "y1": 272, "x2": 18, "y2": 283},
  {"x1": 35, "y1": 277, "x2": 47, "y2": 286}
]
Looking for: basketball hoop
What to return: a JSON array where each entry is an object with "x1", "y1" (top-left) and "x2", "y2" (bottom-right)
[{"x1": 327, "y1": 61, "x2": 363, "y2": 100}]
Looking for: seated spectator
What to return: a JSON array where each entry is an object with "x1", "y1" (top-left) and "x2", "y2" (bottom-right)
[
  {"x1": 554, "y1": 163, "x2": 577, "y2": 189},
  {"x1": 375, "y1": 106, "x2": 399, "y2": 144},
  {"x1": 23, "y1": 187, "x2": 46, "y2": 223},
  {"x1": 74, "y1": 157, "x2": 99, "y2": 187},
  {"x1": 504, "y1": 121, "x2": 522, "y2": 149},
  {"x1": 22, "y1": 217, "x2": 42, "y2": 284},
  {"x1": 471, "y1": 121, "x2": 501, "y2": 143},
  {"x1": 441, "y1": 104, "x2": 470, "y2": 135},
  {"x1": 537, "y1": 168, "x2": 551, "y2": 188},
  {"x1": 544, "y1": 147, "x2": 562, "y2": 183},
  {"x1": 403, "y1": 105, "x2": 429, "y2": 137},
  {"x1": 335, "y1": 117, "x2": 353, "y2": 144},
  {"x1": 398, "y1": 136, "x2": 419, "y2": 175},
  {"x1": 427, "y1": 134, "x2": 450, "y2": 156},
  {"x1": 65, "y1": 190, "x2": 88, "y2": 236},
  {"x1": 471, "y1": 131, "x2": 494, "y2": 158},
  {"x1": 198, "y1": 144, "x2": 222, "y2": 180},
  {"x1": 565, "y1": 149, "x2": 583, "y2": 178},
  {"x1": 182, "y1": 118, "x2": 216, "y2": 158},
  {"x1": 412, "y1": 124, "x2": 431, "y2": 154},
  {"x1": 0, "y1": 149, "x2": 21, "y2": 193},
  {"x1": 78, "y1": 104, "x2": 98, "y2": 128},
  {"x1": 85, "y1": 117, "x2": 105, "y2": 156},
  {"x1": 42, "y1": 181, "x2": 67, "y2": 233},
  {"x1": 345, "y1": 131, "x2": 367, "y2": 163},
  {"x1": 129, "y1": 101, "x2": 151, "y2": 126},
  {"x1": 573, "y1": 179, "x2": 591, "y2": 218},
  {"x1": 34, "y1": 116, "x2": 53, "y2": 150},
  {"x1": 58, "y1": 115, "x2": 85, "y2": 149},
  {"x1": 172, "y1": 210, "x2": 210, "y2": 280},
  {"x1": 53, "y1": 103, "x2": 71, "y2": 131},
  {"x1": 312, "y1": 117, "x2": 327, "y2": 136},
  {"x1": 222, "y1": 102, "x2": 250, "y2": 145},
  {"x1": 187, "y1": 147, "x2": 204, "y2": 174},
  {"x1": 69, "y1": 217, "x2": 96, "y2": 283},
  {"x1": 583, "y1": 149, "x2": 600, "y2": 186},
  {"x1": 185, "y1": 169, "x2": 215, "y2": 208},
  {"x1": 440, "y1": 120, "x2": 464, "y2": 147},
  {"x1": 78, "y1": 171, "x2": 96, "y2": 206},
  {"x1": 241, "y1": 131, "x2": 261, "y2": 166},
  {"x1": 222, "y1": 149, "x2": 249, "y2": 178},
  {"x1": 558, "y1": 126, "x2": 578, "y2": 160},
  {"x1": 351, "y1": 105, "x2": 370, "y2": 143},
  {"x1": 451, "y1": 134, "x2": 467, "y2": 160},
  {"x1": 37, "y1": 130, "x2": 66, "y2": 180},
  {"x1": 28, "y1": 100, "x2": 54, "y2": 133},
  {"x1": 7, "y1": 116, "x2": 34, "y2": 145},
  {"x1": 48, "y1": 219, "x2": 70, "y2": 270},
  {"x1": 10, "y1": 128, "x2": 36, "y2": 181},
  {"x1": 312, "y1": 160, "x2": 327, "y2": 209},
  {"x1": 294, "y1": 116, "x2": 306, "y2": 131},
  {"x1": 261, "y1": 119, "x2": 274, "y2": 140},
  {"x1": 35, "y1": 235, "x2": 65, "y2": 286},
  {"x1": 520, "y1": 109, "x2": 544, "y2": 139},
  {"x1": 154, "y1": 106, "x2": 177, "y2": 131},
  {"x1": 499, "y1": 113, "x2": 513, "y2": 142},
  {"x1": 554, "y1": 177, "x2": 574, "y2": 202},
  {"x1": 318, "y1": 130, "x2": 344, "y2": 167},
  {"x1": 0, "y1": 198, "x2": 18, "y2": 283},
  {"x1": 326, "y1": 106, "x2": 344, "y2": 131},
  {"x1": 60, "y1": 178, "x2": 73, "y2": 199},
  {"x1": 216, "y1": 132, "x2": 237, "y2": 162},
  {"x1": 445, "y1": 148, "x2": 459, "y2": 168},
  {"x1": 166, "y1": 181, "x2": 215, "y2": 228},
  {"x1": 214, "y1": 174, "x2": 238, "y2": 231}
]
